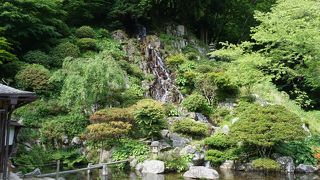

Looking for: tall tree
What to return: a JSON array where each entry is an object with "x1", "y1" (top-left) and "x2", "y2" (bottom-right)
[{"x1": 0, "y1": 0, "x2": 68, "y2": 52}]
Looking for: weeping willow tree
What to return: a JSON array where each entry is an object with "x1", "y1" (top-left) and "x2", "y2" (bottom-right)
[{"x1": 51, "y1": 51, "x2": 126, "y2": 113}]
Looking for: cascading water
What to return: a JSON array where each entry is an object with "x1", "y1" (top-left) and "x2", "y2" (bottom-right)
[{"x1": 143, "y1": 42, "x2": 183, "y2": 103}]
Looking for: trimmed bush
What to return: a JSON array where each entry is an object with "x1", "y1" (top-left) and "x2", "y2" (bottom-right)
[
  {"x1": 15, "y1": 64, "x2": 51, "y2": 94},
  {"x1": 252, "y1": 158, "x2": 281, "y2": 171},
  {"x1": 89, "y1": 107, "x2": 133, "y2": 123},
  {"x1": 205, "y1": 149, "x2": 225, "y2": 166},
  {"x1": 86, "y1": 121, "x2": 132, "y2": 142},
  {"x1": 182, "y1": 93, "x2": 211, "y2": 115},
  {"x1": 204, "y1": 134, "x2": 235, "y2": 150},
  {"x1": 50, "y1": 42, "x2": 80, "y2": 67},
  {"x1": 172, "y1": 118, "x2": 209, "y2": 138},
  {"x1": 230, "y1": 104, "x2": 306, "y2": 157},
  {"x1": 133, "y1": 99, "x2": 166, "y2": 138},
  {"x1": 77, "y1": 38, "x2": 97, "y2": 51},
  {"x1": 23, "y1": 50, "x2": 51, "y2": 67},
  {"x1": 75, "y1": 26, "x2": 95, "y2": 38}
]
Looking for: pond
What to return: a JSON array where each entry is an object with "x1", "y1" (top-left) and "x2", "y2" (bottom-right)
[{"x1": 59, "y1": 168, "x2": 320, "y2": 180}]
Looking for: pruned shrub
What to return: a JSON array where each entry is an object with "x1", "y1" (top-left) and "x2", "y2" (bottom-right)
[
  {"x1": 23, "y1": 50, "x2": 51, "y2": 68},
  {"x1": 86, "y1": 121, "x2": 132, "y2": 142},
  {"x1": 50, "y1": 42, "x2": 80, "y2": 67},
  {"x1": 75, "y1": 26, "x2": 95, "y2": 38},
  {"x1": 230, "y1": 104, "x2": 306, "y2": 157},
  {"x1": 89, "y1": 107, "x2": 133, "y2": 123},
  {"x1": 172, "y1": 118, "x2": 209, "y2": 138},
  {"x1": 15, "y1": 64, "x2": 51, "y2": 94},
  {"x1": 205, "y1": 149, "x2": 225, "y2": 165},
  {"x1": 252, "y1": 158, "x2": 281, "y2": 171},
  {"x1": 133, "y1": 99, "x2": 166, "y2": 138},
  {"x1": 204, "y1": 134, "x2": 235, "y2": 150},
  {"x1": 182, "y1": 93, "x2": 211, "y2": 115},
  {"x1": 77, "y1": 38, "x2": 97, "y2": 51}
]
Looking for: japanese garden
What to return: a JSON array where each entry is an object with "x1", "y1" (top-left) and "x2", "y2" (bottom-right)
[{"x1": 1, "y1": 0, "x2": 320, "y2": 179}]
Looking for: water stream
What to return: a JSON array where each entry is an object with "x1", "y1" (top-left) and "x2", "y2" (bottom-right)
[{"x1": 143, "y1": 43, "x2": 183, "y2": 103}]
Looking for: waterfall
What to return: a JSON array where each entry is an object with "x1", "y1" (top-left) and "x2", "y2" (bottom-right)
[{"x1": 144, "y1": 43, "x2": 183, "y2": 103}]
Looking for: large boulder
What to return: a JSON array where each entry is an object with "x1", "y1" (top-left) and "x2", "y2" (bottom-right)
[
  {"x1": 170, "y1": 133, "x2": 190, "y2": 148},
  {"x1": 183, "y1": 166, "x2": 219, "y2": 179},
  {"x1": 180, "y1": 145, "x2": 196, "y2": 155},
  {"x1": 295, "y1": 164, "x2": 318, "y2": 173},
  {"x1": 142, "y1": 160, "x2": 165, "y2": 174},
  {"x1": 276, "y1": 156, "x2": 295, "y2": 173}
]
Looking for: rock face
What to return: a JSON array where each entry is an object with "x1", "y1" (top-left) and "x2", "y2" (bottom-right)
[
  {"x1": 170, "y1": 133, "x2": 190, "y2": 148},
  {"x1": 180, "y1": 145, "x2": 196, "y2": 155},
  {"x1": 192, "y1": 152, "x2": 205, "y2": 166},
  {"x1": 195, "y1": 113, "x2": 209, "y2": 123},
  {"x1": 276, "y1": 156, "x2": 295, "y2": 173},
  {"x1": 295, "y1": 164, "x2": 318, "y2": 173},
  {"x1": 183, "y1": 166, "x2": 219, "y2": 179},
  {"x1": 142, "y1": 160, "x2": 165, "y2": 174}
]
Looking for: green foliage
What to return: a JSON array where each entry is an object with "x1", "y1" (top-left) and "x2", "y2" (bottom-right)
[
  {"x1": 205, "y1": 149, "x2": 225, "y2": 166},
  {"x1": 89, "y1": 108, "x2": 133, "y2": 123},
  {"x1": 275, "y1": 140, "x2": 318, "y2": 166},
  {"x1": 230, "y1": 104, "x2": 306, "y2": 157},
  {"x1": 172, "y1": 118, "x2": 209, "y2": 138},
  {"x1": 112, "y1": 138, "x2": 149, "y2": 169},
  {"x1": 204, "y1": 134, "x2": 235, "y2": 150},
  {"x1": 13, "y1": 146, "x2": 54, "y2": 173},
  {"x1": 77, "y1": 38, "x2": 97, "y2": 51},
  {"x1": 15, "y1": 64, "x2": 52, "y2": 94},
  {"x1": 164, "y1": 155, "x2": 193, "y2": 172},
  {"x1": 250, "y1": 0, "x2": 320, "y2": 108},
  {"x1": 166, "y1": 54, "x2": 186, "y2": 70},
  {"x1": 204, "y1": 133, "x2": 238, "y2": 166},
  {"x1": 86, "y1": 121, "x2": 132, "y2": 142},
  {"x1": 133, "y1": 99, "x2": 166, "y2": 138},
  {"x1": 40, "y1": 114, "x2": 88, "y2": 143},
  {"x1": 13, "y1": 99, "x2": 67, "y2": 126},
  {"x1": 23, "y1": 50, "x2": 51, "y2": 68},
  {"x1": 50, "y1": 42, "x2": 80, "y2": 67},
  {"x1": 51, "y1": 148, "x2": 87, "y2": 168},
  {"x1": 163, "y1": 103, "x2": 179, "y2": 117},
  {"x1": 0, "y1": 36, "x2": 17, "y2": 64},
  {"x1": 121, "y1": 84, "x2": 145, "y2": 106},
  {"x1": 52, "y1": 50, "x2": 126, "y2": 111},
  {"x1": 0, "y1": 61, "x2": 27, "y2": 80},
  {"x1": 75, "y1": 26, "x2": 95, "y2": 38},
  {"x1": 210, "y1": 108, "x2": 231, "y2": 124},
  {"x1": 182, "y1": 93, "x2": 211, "y2": 115},
  {"x1": 96, "y1": 28, "x2": 110, "y2": 38},
  {"x1": 0, "y1": 0, "x2": 68, "y2": 51},
  {"x1": 252, "y1": 158, "x2": 280, "y2": 171}
]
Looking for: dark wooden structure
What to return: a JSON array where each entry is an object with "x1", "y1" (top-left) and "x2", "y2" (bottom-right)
[{"x1": 0, "y1": 84, "x2": 36, "y2": 179}]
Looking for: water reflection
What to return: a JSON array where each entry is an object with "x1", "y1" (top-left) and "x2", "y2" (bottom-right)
[{"x1": 62, "y1": 169, "x2": 320, "y2": 180}]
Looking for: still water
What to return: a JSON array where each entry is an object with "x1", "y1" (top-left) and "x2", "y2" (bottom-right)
[{"x1": 61, "y1": 169, "x2": 320, "y2": 180}]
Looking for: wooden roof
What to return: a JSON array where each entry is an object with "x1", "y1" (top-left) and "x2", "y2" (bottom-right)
[{"x1": 0, "y1": 84, "x2": 36, "y2": 105}]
